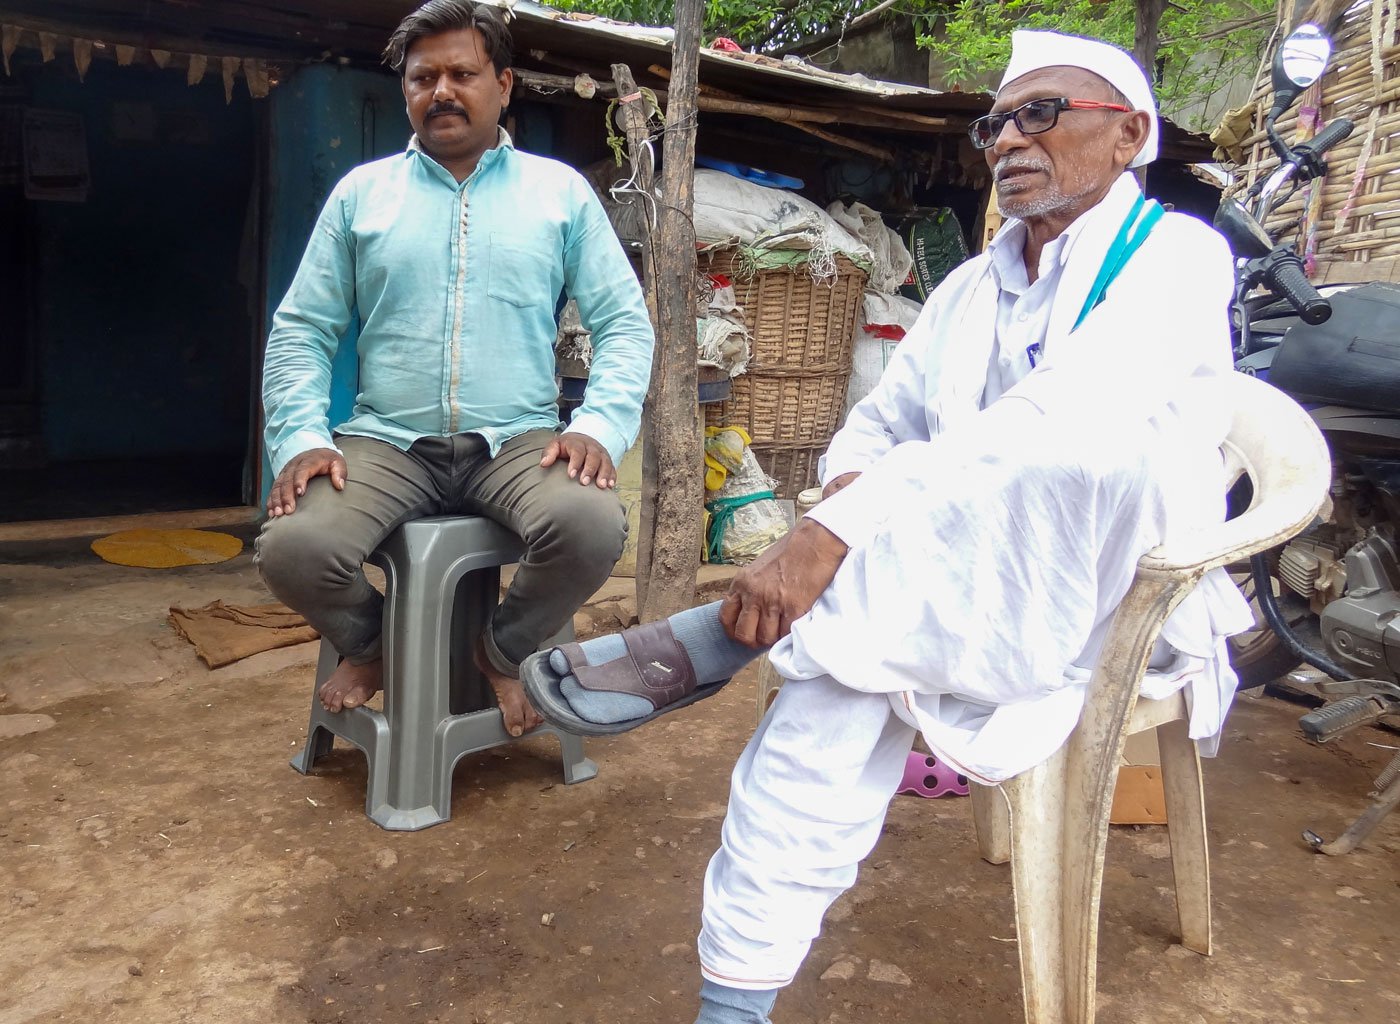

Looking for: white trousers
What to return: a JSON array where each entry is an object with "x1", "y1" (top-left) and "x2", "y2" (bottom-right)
[{"x1": 698, "y1": 673, "x2": 917, "y2": 990}]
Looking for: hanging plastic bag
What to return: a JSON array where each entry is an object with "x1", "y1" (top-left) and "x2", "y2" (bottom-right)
[{"x1": 704, "y1": 427, "x2": 788, "y2": 565}]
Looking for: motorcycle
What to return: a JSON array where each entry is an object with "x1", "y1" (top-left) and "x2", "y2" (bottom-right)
[{"x1": 1214, "y1": 22, "x2": 1400, "y2": 854}]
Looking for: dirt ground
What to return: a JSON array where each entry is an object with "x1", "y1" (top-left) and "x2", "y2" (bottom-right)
[{"x1": 2, "y1": 521, "x2": 1399, "y2": 1024}]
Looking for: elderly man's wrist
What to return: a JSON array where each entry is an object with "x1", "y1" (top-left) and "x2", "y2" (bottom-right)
[{"x1": 794, "y1": 518, "x2": 848, "y2": 561}]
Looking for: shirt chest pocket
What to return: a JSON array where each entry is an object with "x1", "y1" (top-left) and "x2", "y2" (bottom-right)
[{"x1": 486, "y1": 233, "x2": 560, "y2": 309}]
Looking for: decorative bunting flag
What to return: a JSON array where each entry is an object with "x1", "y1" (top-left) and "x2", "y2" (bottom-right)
[
  {"x1": 221, "y1": 55, "x2": 239, "y2": 103},
  {"x1": 244, "y1": 57, "x2": 270, "y2": 99},
  {"x1": 0, "y1": 24, "x2": 278, "y2": 99},
  {"x1": 73, "y1": 37, "x2": 92, "y2": 80},
  {"x1": 2, "y1": 24, "x2": 20, "y2": 77}
]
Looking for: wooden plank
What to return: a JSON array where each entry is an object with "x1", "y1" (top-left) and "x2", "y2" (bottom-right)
[{"x1": 512, "y1": 67, "x2": 959, "y2": 134}]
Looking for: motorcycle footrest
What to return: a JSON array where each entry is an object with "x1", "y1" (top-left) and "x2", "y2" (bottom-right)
[{"x1": 1300, "y1": 695, "x2": 1389, "y2": 742}]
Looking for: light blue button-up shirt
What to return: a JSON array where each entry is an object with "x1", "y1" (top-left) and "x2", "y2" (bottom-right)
[{"x1": 262, "y1": 130, "x2": 654, "y2": 476}]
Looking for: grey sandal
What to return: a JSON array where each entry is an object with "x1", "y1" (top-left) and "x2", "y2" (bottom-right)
[{"x1": 520, "y1": 620, "x2": 729, "y2": 737}]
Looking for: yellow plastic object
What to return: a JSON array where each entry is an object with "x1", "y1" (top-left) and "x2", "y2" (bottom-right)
[
  {"x1": 91, "y1": 528, "x2": 244, "y2": 568},
  {"x1": 703, "y1": 425, "x2": 752, "y2": 492}
]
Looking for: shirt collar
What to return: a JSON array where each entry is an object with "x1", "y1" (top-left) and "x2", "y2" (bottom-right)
[
  {"x1": 406, "y1": 125, "x2": 514, "y2": 173},
  {"x1": 986, "y1": 220, "x2": 1072, "y2": 293}
]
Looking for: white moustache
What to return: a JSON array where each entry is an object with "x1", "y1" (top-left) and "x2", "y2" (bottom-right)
[{"x1": 995, "y1": 158, "x2": 1049, "y2": 180}]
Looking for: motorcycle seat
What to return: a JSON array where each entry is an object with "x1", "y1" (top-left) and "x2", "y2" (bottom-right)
[{"x1": 1269, "y1": 283, "x2": 1400, "y2": 414}]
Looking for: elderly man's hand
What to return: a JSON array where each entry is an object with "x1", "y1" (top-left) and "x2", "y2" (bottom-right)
[
  {"x1": 540, "y1": 433, "x2": 616, "y2": 488},
  {"x1": 267, "y1": 447, "x2": 346, "y2": 517},
  {"x1": 822, "y1": 472, "x2": 861, "y2": 500},
  {"x1": 721, "y1": 519, "x2": 849, "y2": 648}
]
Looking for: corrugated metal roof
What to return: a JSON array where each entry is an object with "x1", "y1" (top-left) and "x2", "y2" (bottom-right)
[
  {"x1": 0, "y1": 0, "x2": 1207, "y2": 157},
  {"x1": 0, "y1": 0, "x2": 975, "y2": 111}
]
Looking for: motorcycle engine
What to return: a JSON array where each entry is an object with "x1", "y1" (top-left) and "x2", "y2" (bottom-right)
[
  {"x1": 1278, "y1": 528, "x2": 1347, "y2": 612},
  {"x1": 1316, "y1": 525, "x2": 1400, "y2": 682}
]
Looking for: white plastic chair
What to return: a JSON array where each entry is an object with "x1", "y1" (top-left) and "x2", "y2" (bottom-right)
[
  {"x1": 755, "y1": 373, "x2": 1331, "y2": 1022},
  {"x1": 966, "y1": 371, "x2": 1329, "y2": 1024}
]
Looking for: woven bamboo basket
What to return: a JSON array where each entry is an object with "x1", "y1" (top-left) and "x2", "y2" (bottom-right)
[
  {"x1": 700, "y1": 249, "x2": 867, "y2": 498},
  {"x1": 1232, "y1": 1, "x2": 1400, "y2": 276}
]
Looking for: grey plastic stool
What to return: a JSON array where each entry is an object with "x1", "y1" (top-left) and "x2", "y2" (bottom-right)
[{"x1": 290, "y1": 515, "x2": 598, "y2": 830}]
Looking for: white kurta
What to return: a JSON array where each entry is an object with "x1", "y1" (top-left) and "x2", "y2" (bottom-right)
[
  {"x1": 699, "y1": 176, "x2": 1258, "y2": 992},
  {"x1": 768, "y1": 173, "x2": 1253, "y2": 785}
]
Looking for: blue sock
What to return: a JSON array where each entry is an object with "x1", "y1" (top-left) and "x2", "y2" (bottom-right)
[
  {"x1": 694, "y1": 980, "x2": 778, "y2": 1024},
  {"x1": 550, "y1": 601, "x2": 766, "y2": 724}
]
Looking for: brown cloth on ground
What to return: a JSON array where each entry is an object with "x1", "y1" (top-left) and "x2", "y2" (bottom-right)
[{"x1": 168, "y1": 601, "x2": 319, "y2": 669}]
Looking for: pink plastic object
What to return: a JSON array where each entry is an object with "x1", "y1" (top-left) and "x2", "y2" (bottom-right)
[{"x1": 897, "y1": 751, "x2": 969, "y2": 798}]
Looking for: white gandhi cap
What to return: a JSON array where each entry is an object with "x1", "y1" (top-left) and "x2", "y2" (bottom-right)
[{"x1": 999, "y1": 29, "x2": 1158, "y2": 169}]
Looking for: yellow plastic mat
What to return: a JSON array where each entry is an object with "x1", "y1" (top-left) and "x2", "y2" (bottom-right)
[{"x1": 91, "y1": 528, "x2": 243, "y2": 568}]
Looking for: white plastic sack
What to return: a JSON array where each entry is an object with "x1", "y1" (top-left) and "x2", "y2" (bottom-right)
[
  {"x1": 826, "y1": 200, "x2": 913, "y2": 296},
  {"x1": 691, "y1": 169, "x2": 870, "y2": 260},
  {"x1": 708, "y1": 442, "x2": 788, "y2": 566},
  {"x1": 861, "y1": 292, "x2": 924, "y2": 330},
  {"x1": 845, "y1": 293, "x2": 924, "y2": 418}
]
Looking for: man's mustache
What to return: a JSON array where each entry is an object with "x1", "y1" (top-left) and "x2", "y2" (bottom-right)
[
  {"x1": 994, "y1": 156, "x2": 1050, "y2": 181},
  {"x1": 427, "y1": 102, "x2": 467, "y2": 119}
]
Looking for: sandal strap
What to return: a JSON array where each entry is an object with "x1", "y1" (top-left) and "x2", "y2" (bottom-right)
[{"x1": 565, "y1": 621, "x2": 698, "y2": 710}]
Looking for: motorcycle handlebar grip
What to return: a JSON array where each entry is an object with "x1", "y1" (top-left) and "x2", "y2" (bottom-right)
[
  {"x1": 1268, "y1": 253, "x2": 1332, "y2": 325},
  {"x1": 1306, "y1": 118, "x2": 1356, "y2": 157}
]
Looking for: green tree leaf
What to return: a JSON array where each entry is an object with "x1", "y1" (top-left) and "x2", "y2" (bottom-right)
[{"x1": 548, "y1": 0, "x2": 1272, "y2": 130}]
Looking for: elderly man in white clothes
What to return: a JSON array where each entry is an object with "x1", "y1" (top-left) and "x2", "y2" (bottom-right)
[{"x1": 521, "y1": 29, "x2": 1253, "y2": 1024}]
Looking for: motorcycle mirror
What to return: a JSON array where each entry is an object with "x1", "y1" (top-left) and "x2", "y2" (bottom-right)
[
  {"x1": 1269, "y1": 23, "x2": 1332, "y2": 123},
  {"x1": 1214, "y1": 198, "x2": 1274, "y2": 260}
]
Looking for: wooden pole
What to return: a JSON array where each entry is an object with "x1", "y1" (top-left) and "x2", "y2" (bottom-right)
[
  {"x1": 613, "y1": 0, "x2": 706, "y2": 623},
  {"x1": 642, "y1": 0, "x2": 704, "y2": 621},
  {"x1": 787, "y1": 120, "x2": 897, "y2": 163},
  {"x1": 647, "y1": 63, "x2": 953, "y2": 129},
  {"x1": 1133, "y1": 0, "x2": 1166, "y2": 188},
  {"x1": 510, "y1": 68, "x2": 954, "y2": 133},
  {"x1": 1133, "y1": 0, "x2": 1167, "y2": 79},
  {"x1": 695, "y1": 93, "x2": 947, "y2": 131},
  {"x1": 611, "y1": 63, "x2": 662, "y2": 615}
]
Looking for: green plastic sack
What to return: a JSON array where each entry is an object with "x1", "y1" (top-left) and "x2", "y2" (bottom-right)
[{"x1": 897, "y1": 208, "x2": 969, "y2": 302}]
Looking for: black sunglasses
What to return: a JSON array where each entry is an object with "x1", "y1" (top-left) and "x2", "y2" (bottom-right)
[{"x1": 968, "y1": 97, "x2": 1132, "y2": 150}]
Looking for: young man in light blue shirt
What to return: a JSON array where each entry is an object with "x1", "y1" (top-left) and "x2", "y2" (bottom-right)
[{"x1": 255, "y1": 0, "x2": 654, "y2": 736}]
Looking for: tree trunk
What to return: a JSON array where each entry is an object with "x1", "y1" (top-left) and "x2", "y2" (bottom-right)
[
  {"x1": 613, "y1": 0, "x2": 706, "y2": 623},
  {"x1": 1133, "y1": 0, "x2": 1167, "y2": 188},
  {"x1": 1133, "y1": 0, "x2": 1167, "y2": 83}
]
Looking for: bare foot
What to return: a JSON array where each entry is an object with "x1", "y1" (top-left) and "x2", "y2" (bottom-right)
[
  {"x1": 475, "y1": 637, "x2": 543, "y2": 737},
  {"x1": 318, "y1": 657, "x2": 383, "y2": 713}
]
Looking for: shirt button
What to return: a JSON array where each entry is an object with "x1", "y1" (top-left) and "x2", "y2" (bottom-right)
[{"x1": 1017, "y1": 312, "x2": 1029, "y2": 322}]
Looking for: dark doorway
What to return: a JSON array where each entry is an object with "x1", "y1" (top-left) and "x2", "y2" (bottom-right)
[{"x1": 0, "y1": 56, "x2": 258, "y2": 523}]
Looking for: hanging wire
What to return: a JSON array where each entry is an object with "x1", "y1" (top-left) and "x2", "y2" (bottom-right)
[
  {"x1": 658, "y1": 110, "x2": 700, "y2": 138},
  {"x1": 606, "y1": 89, "x2": 706, "y2": 245},
  {"x1": 609, "y1": 135, "x2": 659, "y2": 231}
]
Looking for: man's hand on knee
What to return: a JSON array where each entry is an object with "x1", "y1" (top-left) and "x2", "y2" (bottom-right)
[
  {"x1": 540, "y1": 433, "x2": 616, "y2": 489},
  {"x1": 721, "y1": 520, "x2": 849, "y2": 647},
  {"x1": 267, "y1": 448, "x2": 347, "y2": 517}
]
